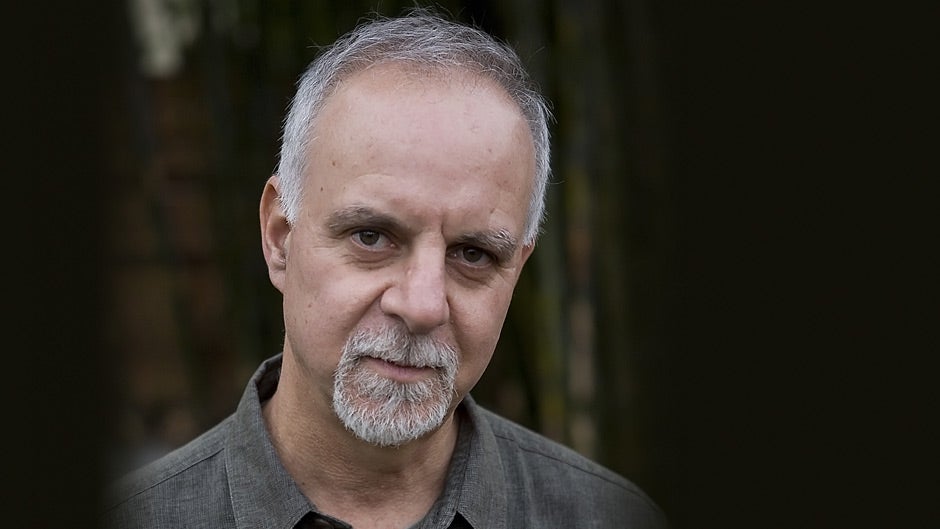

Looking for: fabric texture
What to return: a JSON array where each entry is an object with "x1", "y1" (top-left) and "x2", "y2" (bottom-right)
[{"x1": 105, "y1": 354, "x2": 668, "y2": 528}]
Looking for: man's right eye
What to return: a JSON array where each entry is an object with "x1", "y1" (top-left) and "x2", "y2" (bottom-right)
[
  {"x1": 352, "y1": 230, "x2": 392, "y2": 250},
  {"x1": 355, "y1": 230, "x2": 382, "y2": 246}
]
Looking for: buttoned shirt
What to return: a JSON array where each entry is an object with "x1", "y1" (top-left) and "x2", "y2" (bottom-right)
[{"x1": 106, "y1": 354, "x2": 667, "y2": 528}]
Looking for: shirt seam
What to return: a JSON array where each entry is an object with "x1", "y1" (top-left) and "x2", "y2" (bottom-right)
[
  {"x1": 106, "y1": 445, "x2": 226, "y2": 509},
  {"x1": 491, "y1": 431, "x2": 655, "y2": 504}
]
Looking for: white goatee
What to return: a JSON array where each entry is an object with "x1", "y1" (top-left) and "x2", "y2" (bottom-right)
[{"x1": 332, "y1": 326, "x2": 459, "y2": 447}]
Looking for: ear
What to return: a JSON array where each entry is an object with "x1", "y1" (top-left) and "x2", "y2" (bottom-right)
[{"x1": 260, "y1": 175, "x2": 291, "y2": 293}]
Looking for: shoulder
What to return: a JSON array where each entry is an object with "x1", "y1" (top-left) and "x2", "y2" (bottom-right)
[
  {"x1": 482, "y1": 406, "x2": 635, "y2": 488},
  {"x1": 103, "y1": 416, "x2": 235, "y2": 528},
  {"x1": 477, "y1": 406, "x2": 669, "y2": 528}
]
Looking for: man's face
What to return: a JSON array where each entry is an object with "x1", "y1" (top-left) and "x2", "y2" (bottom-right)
[{"x1": 262, "y1": 64, "x2": 535, "y2": 444}]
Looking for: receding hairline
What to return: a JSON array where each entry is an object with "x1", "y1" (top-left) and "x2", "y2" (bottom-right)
[
  {"x1": 307, "y1": 60, "x2": 532, "y2": 137},
  {"x1": 301, "y1": 61, "x2": 537, "y2": 187},
  {"x1": 275, "y1": 12, "x2": 552, "y2": 245},
  {"x1": 304, "y1": 61, "x2": 536, "y2": 193}
]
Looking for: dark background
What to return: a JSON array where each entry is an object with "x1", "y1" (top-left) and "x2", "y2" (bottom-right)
[{"x1": 4, "y1": 1, "x2": 936, "y2": 528}]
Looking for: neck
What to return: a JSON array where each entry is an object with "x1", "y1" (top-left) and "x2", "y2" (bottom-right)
[{"x1": 262, "y1": 356, "x2": 460, "y2": 528}]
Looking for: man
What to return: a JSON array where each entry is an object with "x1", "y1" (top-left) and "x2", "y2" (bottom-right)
[{"x1": 107, "y1": 12, "x2": 667, "y2": 529}]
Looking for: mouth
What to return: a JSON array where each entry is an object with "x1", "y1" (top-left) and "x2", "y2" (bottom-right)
[{"x1": 360, "y1": 356, "x2": 438, "y2": 383}]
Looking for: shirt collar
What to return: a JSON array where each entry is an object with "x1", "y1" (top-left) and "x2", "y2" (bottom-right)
[
  {"x1": 222, "y1": 354, "x2": 509, "y2": 529},
  {"x1": 451, "y1": 396, "x2": 508, "y2": 529},
  {"x1": 225, "y1": 354, "x2": 315, "y2": 529}
]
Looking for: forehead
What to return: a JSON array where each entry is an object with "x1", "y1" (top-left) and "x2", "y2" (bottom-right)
[
  {"x1": 304, "y1": 64, "x2": 535, "y2": 235},
  {"x1": 316, "y1": 63, "x2": 527, "y2": 149}
]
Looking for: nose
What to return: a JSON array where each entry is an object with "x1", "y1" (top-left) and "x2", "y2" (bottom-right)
[{"x1": 380, "y1": 248, "x2": 450, "y2": 334}]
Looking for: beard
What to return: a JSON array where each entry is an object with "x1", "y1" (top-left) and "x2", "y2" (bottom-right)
[{"x1": 332, "y1": 325, "x2": 459, "y2": 447}]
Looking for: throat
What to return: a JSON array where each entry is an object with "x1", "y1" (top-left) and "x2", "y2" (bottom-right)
[{"x1": 306, "y1": 417, "x2": 460, "y2": 529}]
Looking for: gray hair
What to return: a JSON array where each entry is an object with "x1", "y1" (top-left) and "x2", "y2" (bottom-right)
[{"x1": 275, "y1": 12, "x2": 552, "y2": 245}]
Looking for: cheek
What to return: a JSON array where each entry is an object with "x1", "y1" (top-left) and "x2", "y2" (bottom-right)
[
  {"x1": 281, "y1": 249, "x2": 385, "y2": 359},
  {"x1": 452, "y1": 290, "x2": 513, "y2": 389}
]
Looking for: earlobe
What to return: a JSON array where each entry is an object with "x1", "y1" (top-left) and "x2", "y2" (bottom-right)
[{"x1": 260, "y1": 175, "x2": 291, "y2": 292}]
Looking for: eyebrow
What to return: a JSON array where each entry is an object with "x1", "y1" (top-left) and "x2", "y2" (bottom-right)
[
  {"x1": 455, "y1": 229, "x2": 518, "y2": 264},
  {"x1": 326, "y1": 206, "x2": 406, "y2": 237},
  {"x1": 325, "y1": 205, "x2": 519, "y2": 262}
]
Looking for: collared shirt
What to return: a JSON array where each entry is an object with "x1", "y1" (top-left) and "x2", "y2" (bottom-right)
[{"x1": 106, "y1": 354, "x2": 668, "y2": 528}]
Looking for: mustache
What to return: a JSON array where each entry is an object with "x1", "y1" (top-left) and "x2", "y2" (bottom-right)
[{"x1": 341, "y1": 326, "x2": 457, "y2": 369}]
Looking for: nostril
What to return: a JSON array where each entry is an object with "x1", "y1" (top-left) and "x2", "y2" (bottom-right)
[{"x1": 380, "y1": 284, "x2": 449, "y2": 334}]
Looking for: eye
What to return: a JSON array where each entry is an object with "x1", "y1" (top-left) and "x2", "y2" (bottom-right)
[
  {"x1": 452, "y1": 246, "x2": 493, "y2": 266},
  {"x1": 351, "y1": 229, "x2": 392, "y2": 250}
]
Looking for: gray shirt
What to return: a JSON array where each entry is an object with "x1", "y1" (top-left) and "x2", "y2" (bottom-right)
[{"x1": 106, "y1": 354, "x2": 668, "y2": 528}]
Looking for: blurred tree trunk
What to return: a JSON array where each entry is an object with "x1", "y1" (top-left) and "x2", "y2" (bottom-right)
[
  {"x1": 551, "y1": 0, "x2": 608, "y2": 460},
  {"x1": 593, "y1": 0, "x2": 673, "y2": 482}
]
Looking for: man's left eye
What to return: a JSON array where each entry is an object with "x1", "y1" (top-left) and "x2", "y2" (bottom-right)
[
  {"x1": 455, "y1": 246, "x2": 492, "y2": 266},
  {"x1": 353, "y1": 230, "x2": 385, "y2": 247}
]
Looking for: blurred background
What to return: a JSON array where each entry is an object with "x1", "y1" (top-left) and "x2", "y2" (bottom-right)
[{"x1": 5, "y1": 1, "x2": 936, "y2": 528}]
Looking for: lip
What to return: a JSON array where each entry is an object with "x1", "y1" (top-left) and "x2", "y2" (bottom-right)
[{"x1": 361, "y1": 356, "x2": 437, "y2": 383}]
